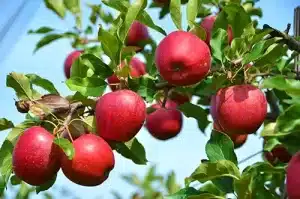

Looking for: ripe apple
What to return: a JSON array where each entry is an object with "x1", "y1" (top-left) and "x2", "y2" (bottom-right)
[
  {"x1": 146, "y1": 100, "x2": 182, "y2": 140},
  {"x1": 61, "y1": 134, "x2": 115, "y2": 186},
  {"x1": 126, "y1": 21, "x2": 149, "y2": 49},
  {"x1": 12, "y1": 126, "x2": 61, "y2": 186},
  {"x1": 213, "y1": 84, "x2": 267, "y2": 135},
  {"x1": 155, "y1": 31, "x2": 211, "y2": 86},
  {"x1": 153, "y1": 99, "x2": 178, "y2": 110},
  {"x1": 169, "y1": 91, "x2": 191, "y2": 105},
  {"x1": 96, "y1": 90, "x2": 146, "y2": 142},
  {"x1": 263, "y1": 142, "x2": 291, "y2": 165},
  {"x1": 64, "y1": 50, "x2": 83, "y2": 78},
  {"x1": 107, "y1": 57, "x2": 146, "y2": 91},
  {"x1": 200, "y1": 15, "x2": 233, "y2": 47},
  {"x1": 287, "y1": 152, "x2": 300, "y2": 199},
  {"x1": 213, "y1": 123, "x2": 247, "y2": 149}
]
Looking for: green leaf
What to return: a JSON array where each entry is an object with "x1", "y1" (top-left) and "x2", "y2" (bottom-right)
[
  {"x1": 138, "y1": 12, "x2": 167, "y2": 36},
  {"x1": 170, "y1": 0, "x2": 182, "y2": 30},
  {"x1": 166, "y1": 171, "x2": 181, "y2": 194},
  {"x1": 188, "y1": 194, "x2": 225, "y2": 199},
  {"x1": 255, "y1": 43, "x2": 288, "y2": 67},
  {"x1": 80, "y1": 54, "x2": 113, "y2": 78},
  {"x1": 165, "y1": 187, "x2": 200, "y2": 199},
  {"x1": 199, "y1": 182, "x2": 225, "y2": 196},
  {"x1": 6, "y1": 121, "x2": 39, "y2": 145},
  {"x1": 179, "y1": 103, "x2": 210, "y2": 132},
  {"x1": 98, "y1": 27, "x2": 120, "y2": 62},
  {"x1": 128, "y1": 76, "x2": 157, "y2": 102},
  {"x1": 66, "y1": 76, "x2": 107, "y2": 97},
  {"x1": 185, "y1": 160, "x2": 240, "y2": 186},
  {"x1": 34, "y1": 34, "x2": 64, "y2": 53},
  {"x1": 260, "y1": 122, "x2": 277, "y2": 137},
  {"x1": 262, "y1": 76, "x2": 300, "y2": 97},
  {"x1": 0, "y1": 140, "x2": 13, "y2": 195},
  {"x1": 83, "y1": 116, "x2": 96, "y2": 133},
  {"x1": 36, "y1": 174, "x2": 57, "y2": 194},
  {"x1": 101, "y1": 0, "x2": 129, "y2": 13},
  {"x1": 63, "y1": 0, "x2": 80, "y2": 14},
  {"x1": 28, "y1": 27, "x2": 54, "y2": 34},
  {"x1": 44, "y1": 0, "x2": 66, "y2": 18},
  {"x1": 275, "y1": 104, "x2": 300, "y2": 136},
  {"x1": 10, "y1": 175, "x2": 21, "y2": 185},
  {"x1": 111, "y1": 138, "x2": 147, "y2": 165},
  {"x1": 205, "y1": 130, "x2": 238, "y2": 165},
  {"x1": 242, "y1": 40, "x2": 266, "y2": 64},
  {"x1": 6, "y1": 72, "x2": 33, "y2": 100},
  {"x1": 0, "y1": 119, "x2": 14, "y2": 131},
  {"x1": 119, "y1": 0, "x2": 147, "y2": 42},
  {"x1": 210, "y1": 29, "x2": 228, "y2": 63},
  {"x1": 26, "y1": 74, "x2": 59, "y2": 94},
  {"x1": 187, "y1": 0, "x2": 199, "y2": 27},
  {"x1": 189, "y1": 23, "x2": 207, "y2": 41},
  {"x1": 53, "y1": 138, "x2": 75, "y2": 160}
]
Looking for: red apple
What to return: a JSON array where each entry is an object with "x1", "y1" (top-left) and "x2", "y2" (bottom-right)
[
  {"x1": 213, "y1": 123, "x2": 247, "y2": 149},
  {"x1": 210, "y1": 95, "x2": 218, "y2": 121},
  {"x1": 169, "y1": 91, "x2": 191, "y2": 105},
  {"x1": 107, "y1": 57, "x2": 146, "y2": 91},
  {"x1": 96, "y1": 90, "x2": 146, "y2": 142},
  {"x1": 12, "y1": 126, "x2": 61, "y2": 186},
  {"x1": 200, "y1": 15, "x2": 233, "y2": 47},
  {"x1": 155, "y1": 31, "x2": 211, "y2": 86},
  {"x1": 146, "y1": 101, "x2": 182, "y2": 140},
  {"x1": 126, "y1": 21, "x2": 149, "y2": 48},
  {"x1": 263, "y1": 142, "x2": 291, "y2": 165},
  {"x1": 61, "y1": 134, "x2": 115, "y2": 186},
  {"x1": 287, "y1": 152, "x2": 300, "y2": 199},
  {"x1": 214, "y1": 85, "x2": 267, "y2": 135},
  {"x1": 64, "y1": 50, "x2": 83, "y2": 78}
]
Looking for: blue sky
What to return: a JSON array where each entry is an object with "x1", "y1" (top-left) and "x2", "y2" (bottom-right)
[{"x1": 0, "y1": 0, "x2": 299, "y2": 198}]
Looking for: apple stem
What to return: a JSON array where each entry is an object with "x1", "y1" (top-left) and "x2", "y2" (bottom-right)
[{"x1": 161, "y1": 88, "x2": 169, "y2": 108}]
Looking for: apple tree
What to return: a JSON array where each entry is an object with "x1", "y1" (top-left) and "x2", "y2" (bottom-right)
[{"x1": 1, "y1": 0, "x2": 300, "y2": 198}]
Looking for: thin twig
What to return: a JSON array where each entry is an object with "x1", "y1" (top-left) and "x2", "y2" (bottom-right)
[
  {"x1": 238, "y1": 150, "x2": 263, "y2": 164},
  {"x1": 161, "y1": 88, "x2": 169, "y2": 108}
]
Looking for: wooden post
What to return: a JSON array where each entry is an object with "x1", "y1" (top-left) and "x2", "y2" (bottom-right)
[{"x1": 294, "y1": 6, "x2": 300, "y2": 76}]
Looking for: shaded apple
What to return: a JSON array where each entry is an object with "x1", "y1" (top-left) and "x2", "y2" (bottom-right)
[
  {"x1": 214, "y1": 84, "x2": 267, "y2": 135},
  {"x1": 213, "y1": 122, "x2": 247, "y2": 149},
  {"x1": 287, "y1": 152, "x2": 300, "y2": 199},
  {"x1": 107, "y1": 57, "x2": 146, "y2": 91},
  {"x1": 64, "y1": 50, "x2": 83, "y2": 78},
  {"x1": 200, "y1": 15, "x2": 233, "y2": 47},
  {"x1": 169, "y1": 91, "x2": 191, "y2": 105},
  {"x1": 126, "y1": 21, "x2": 149, "y2": 49},
  {"x1": 96, "y1": 90, "x2": 146, "y2": 142},
  {"x1": 155, "y1": 31, "x2": 211, "y2": 86},
  {"x1": 263, "y1": 142, "x2": 292, "y2": 165},
  {"x1": 61, "y1": 134, "x2": 115, "y2": 186},
  {"x1": 12, "y1": 126, "x2": 61, "y2": 186},
  {"x1": 146, "y1": 100, "x2": 182, "y2": 140}
]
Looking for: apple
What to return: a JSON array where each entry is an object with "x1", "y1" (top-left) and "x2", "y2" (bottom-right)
[
  {"x1": 213, "y1": 123, "x2": 247, "y2": 149},
  {"x1": 61, "y1": 134, "x2": 115, "y2": 186},
  {"x1": 263, "y1": 143, "x2": 291, "y2": 165},
  {"x1": 213, "y1": 84, "x2": 267, "y2": 135},
  {"x1": 64, "y1": 50, "x2": 83, "y2": 79},
  {"x1": 96, "y1": 90, "x2": 146, "y2": 142},
  {"x1": 146, "y1": 100, "x2": 182, "y2": 140},
  {"x1": 126, "y1": 21, "x2": 149, "y2": 49},
  {"x1": 155, "y1": 31, "x2": 211, "y2": 86},
  {"x1": 12, "y1": 126, "x2": 61, "y2": 186},
  {"x1": 107, "y1": 57, "x2": 146, "y2": 91},
  {"x1": 153, "y1": 0, "x2": 169, "y2": 5},
  {"x1": 169, "y1": 91, "x2": 191, "y2": 105},
  {"x1": 200, "y1": 15, "x2": 233, "y2": 47},
  {"x1": 287, "y1": 152, "x2": 300, "y2": 199}
]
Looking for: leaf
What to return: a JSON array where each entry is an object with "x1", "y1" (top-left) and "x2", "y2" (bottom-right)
[
  {"x1": 205, "y1": 130, "x2": 238, "y2": 165},
  {"x1": 66, "y1": 76, "x2": 107, "y2": 97},
  {"x1": 119, "y1": 0, "x2": 147, "y2": 42},
  {"x1": 0, "y1": 140, "x2": 13, "y2": 195},
  {"x1": 199, "y1": 182, "x2": 225, "y2": 196},
  {"x1": 128, "y1": 76, "x2": 157, "y2": 102},
  {"x1": 179, "y1": 103, "x2": 210, "y2": 132},
  {"x1": 63, "y1": 0, "x2": 80, "y2": 14},
  {"x1": 98, "y1": 27, "x2": 120, "y2": 62},
  {"x1": 185, "y1": 160, "x2": 240, "y2": 186},
  {"x1": 275, "y1": 104, "x2": 300, "y2": 136},
  {"x1": 10, "y1": 175, "x2": 21, "y2": 185},
  {"x1": 242, "y1": 40, "x2": 266, "y2": 64},
  {"x1": 101, "y1": 0, "x2": 129, "y2": 13},
  {"x1": 6, "y1": 121, "x2": 39, "y2": 145},
  {"x1": 80, "y1": 54, "x2": 113, "y2": 78},
  {"x1": 44, "y1": 0, "x2": 66, "y2": 18},
  {"x1": 189, "y1": 23, "x2": 207, "y2": 41},
  {"x1": 187, "y1": 0, "x2": 199, "y2": 27},
  {"x1": 138, "y1": 12, "x2": 167, "y2": 36},
  {"x1": 260, "y1": 122, "x2": 277, "y2": 137},
  {"x1": 165, "y1": 187, "x2": 200, "y2": 199},
  {"x1": 0, "y1": 119, "x2": 14, "y2": 131},
  {"x1": 262, "y1": 76, "x2": 300, "y2": 97},
  {"x1": 26, "y1": 74, "x2": 59, "y2": 94},
  {"x1": 34, "y1": 34, "x2": 64, "y2": 53},
  {"x1": 53, "y1": 138, "x2": 75, "y2": 160},
  {"x1": 28, "y1": 27, "x2": 54, "y2": 34},
  {"x1": 255, "y1": 43, "x2": 288, "y2": 67},
  {"x1": 83, "y1": 116, "x2": 96, "y2": 133},
  {"x1": 166, "y1": 171, "x2": 180, "y2": 194},
  {"x1": 210, "y1": 29, "x2": 228, "y2": 63},
  {"x1": 170, "y1": 0, "x2": 182, "y2": 30},
  {"x1": 188, "y1": 194, "x2": 225, "y2": 199},
  {"x1": 36, "y1": 174, "x2": 57, "y2": 194},
  {"x1": 111, "y1": 138, "x2": 147, "y2": 165},
  {"x1": 6, "y1": 72, "x2": 33, "y2": 100}
]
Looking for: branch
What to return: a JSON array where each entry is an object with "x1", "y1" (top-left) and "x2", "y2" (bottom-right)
[
  {"x1": 238, "y1": 150, "x2": 263, "y2": 165},
  {"x1": 62, "y1": 102, "x2": 84, "y2": 127},
  {"x1": 263, "y1": 24, "x2": 300, "y2": 53},
  {"x1": 155, "y1": 81, "x2": 174, "y2": 89}
]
